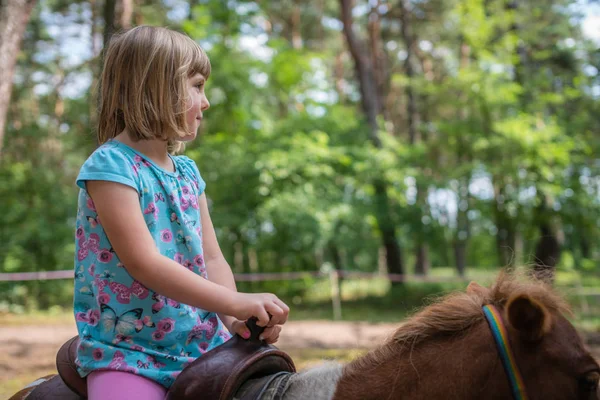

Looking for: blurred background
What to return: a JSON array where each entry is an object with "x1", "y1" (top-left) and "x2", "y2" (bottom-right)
[{"x1": 1, "y1": 0, "x2": 600, "y2": 396}]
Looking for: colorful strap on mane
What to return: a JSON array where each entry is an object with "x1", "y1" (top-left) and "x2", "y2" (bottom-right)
[{"x1": 482, "y1": 304, "x2": 529, "y2": 400}]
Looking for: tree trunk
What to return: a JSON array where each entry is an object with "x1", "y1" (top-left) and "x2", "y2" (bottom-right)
[
  {"x1": 103, "y1": 0, "x2": 117, "y2": 51},
  {"x1": 119, "y1": 0, "x2": 134, "y2": 30},
  {"x1": 454, "y1": 176, "x2": 470, "y2": 277},
  {"x1": 0, "y1": 0, "x2": 37, "y2": 156},
  {"x1": 532, "y1": 195, "x2": 561, "y2": 283},
  {"x1": 367, "y1": 5, "x2": 390, "y2": 123},
  {"x1": 493, "y1": 178, "x2": 517, "y2": 267},
  {"x1": 453, "y1": 38, "x2": 472, "y2": 277},
  {"x1": 339, "y1": 0, "x2": 404, "y2": 280},
  {"x1": 399, "y1": 0, "x2": 429, "y2": 275},
  {"x1": 290, "y1": 0, "x2": 302, "y2": 49}
]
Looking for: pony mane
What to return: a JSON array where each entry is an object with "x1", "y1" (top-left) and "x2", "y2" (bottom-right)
[{"x1": 345, "y1": 270, "x2": 570, "y2": 373}]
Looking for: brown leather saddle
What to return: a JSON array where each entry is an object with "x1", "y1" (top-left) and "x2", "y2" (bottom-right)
[{"x1": 38, "y1": 318, "x2": 296, "y2": 400}]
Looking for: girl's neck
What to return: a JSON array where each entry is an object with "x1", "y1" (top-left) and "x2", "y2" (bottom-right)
[{"x1": 114, "y1": 131, "x2": 174, "y2": 172}]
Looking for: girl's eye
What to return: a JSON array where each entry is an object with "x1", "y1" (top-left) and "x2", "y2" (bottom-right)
[{"x1": 195, "y1": 83, "x2": 204, "y2": 90}]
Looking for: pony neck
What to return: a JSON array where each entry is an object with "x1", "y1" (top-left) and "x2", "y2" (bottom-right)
[{"x1": 333, "y1": 321, "x2": 513, "y2": 400}]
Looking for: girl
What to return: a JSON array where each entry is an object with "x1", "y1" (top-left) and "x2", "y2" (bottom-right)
[{"x1": 73, "y1": 25, "x2": 289, "y2": 400}]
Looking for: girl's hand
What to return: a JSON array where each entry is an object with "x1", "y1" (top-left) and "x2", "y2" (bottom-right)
[
  {"x1": 228, "y1": 292, "x2": 289, "y2": 328},
  {"x1": 229, "y1": 318, "x2": 283, "y2": 344},
  {"x1": 257, "y1": 324, "x2": 282, "y2": 344}
]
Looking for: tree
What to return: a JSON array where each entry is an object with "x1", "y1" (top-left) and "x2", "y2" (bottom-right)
[
  {"x1": 339, "y1": 0, "x2": 405, "y2": 279},
  {"x1": 0, "y1": 0, "x2": 37, "y2": 155}
]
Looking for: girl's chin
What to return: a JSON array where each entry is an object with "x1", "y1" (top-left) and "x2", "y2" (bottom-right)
[{"x1": 180, "y1": 132, "x2": 198, "y2": 142}]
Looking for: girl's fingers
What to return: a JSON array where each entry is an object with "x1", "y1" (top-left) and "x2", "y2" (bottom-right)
[
  {"x1": 273, "y1": 298, "x2": 289, "y2": 323},
  {"x1": 259, "y1": 325, "x2": 282, "y2": 343},
  {"x1": 255, "y1": 307, "x2": 271, "y2": 327},
  {"x1": 264, "y1": 303, "x2": 285, "y2": 327},
  {"x1": 231, "y1": 319, "x2": 250, "y2": 339}
]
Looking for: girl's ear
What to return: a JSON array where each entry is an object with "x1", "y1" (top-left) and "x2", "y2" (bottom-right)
[{"x1": 505, "y1": 294, "x2": 551, "y2": 342}]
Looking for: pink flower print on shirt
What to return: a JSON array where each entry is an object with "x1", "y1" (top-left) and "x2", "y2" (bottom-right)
[
  {"x1": 189, "y1": 195, "x2": 199, "y2": 210},
  {"x1": 182, "y1": 186, "x2": 191, "y2": 196},
  {"x1": 183, "y1": 260, "x2": 194, "y2": 271},
  {"x1": 157, "y1": 317, "x2": 175, "y2": 333},
  {"x1": 88, "y1": 264, "x2": 95, "y2": 276},
  {"x1": 77, "y1": 248, "x2": 89, "y2": 262},
  {"x1": 198, "y1": 342, "x2": 209, "y2": 354},
  {"x1": 193, "y1": 254, "x2": 204, "y2": 267},
  {"x1": 92, "y1": 348, "x2": 104, "y2": 361},
  {"x1": 143, "y1": 202, "x2": 159, "y2": 220},
  {"x1": 109, "y1": 280, "x2": 149, "y2": 304},
  {"x1": 97, "y1": 249, "x2": 114, "y2": 263},
  {"x1": 174, "y1": 253, "x2": 185, "y2": 264},
  {"x1": 180, "y1": 197, "x2": 190, "y2": 211},
  {"x1": 97, "y1": 292, "x2": 110, "y2": 306},
  {"x1": 160, "y1": 229, "x2": 173, "y2": 243},
  {"x1": 76, "y1": 226, "x2": 85, "y2": 240},
  {"x1": 152, "y1": 330, "x2": 165, "y2": 341},
  {"x1": 86, "y1": 196, "x2": 97, "y2": 212}
]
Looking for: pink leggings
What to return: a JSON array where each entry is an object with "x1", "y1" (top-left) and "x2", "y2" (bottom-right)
[{"x1": 87, "y1": 370, "x2": 167, "y2": 400}]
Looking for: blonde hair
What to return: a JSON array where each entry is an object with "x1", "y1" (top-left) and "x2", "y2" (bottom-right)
[{"x1": 97, "y1": 25, "x2": 210, "y2": 154}]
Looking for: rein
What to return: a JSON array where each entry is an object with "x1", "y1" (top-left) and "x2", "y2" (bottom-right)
[{"x1": 482, "y1": 305, "x2": 529, "y2": 400}]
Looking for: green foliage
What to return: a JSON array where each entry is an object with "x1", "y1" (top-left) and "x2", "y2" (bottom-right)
[{"x1": 1, "y1": 0, "x2": 599, "y2": 309}]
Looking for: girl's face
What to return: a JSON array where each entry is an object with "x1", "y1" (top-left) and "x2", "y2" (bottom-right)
[{"x1": 183, "y1": 73, "x2": 210, "y2": 141}]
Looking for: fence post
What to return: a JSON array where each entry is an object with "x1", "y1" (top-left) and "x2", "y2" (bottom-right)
[{"x1": 329, "y1": 269, "x2": 342, "y2": 321}]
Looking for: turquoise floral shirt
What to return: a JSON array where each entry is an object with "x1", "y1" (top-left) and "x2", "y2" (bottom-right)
[{"x1": 73, "y1": 140, "x2": 231, "y2": 388}]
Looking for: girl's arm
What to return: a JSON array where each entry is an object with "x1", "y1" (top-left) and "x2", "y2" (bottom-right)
[
  {"x1": 87, "y1": 180, "x2": 286, "y2": 326},
  {"x1": 199, "y1": 193, "x2": 289, "y2": 341}
]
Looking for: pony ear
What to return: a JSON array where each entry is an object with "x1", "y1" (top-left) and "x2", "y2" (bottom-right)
[
  {"x1": 467, "y1": 281, "x2": 489, "y2": 297},
  {"x1": 505, "y1": 294, "x2": 551, "y2": 342}
]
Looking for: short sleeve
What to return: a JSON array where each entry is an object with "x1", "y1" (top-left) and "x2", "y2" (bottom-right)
[
  {"x1": 76, "y1": 145, "x2": 140, "y2": 192},
  {"x1": 177, "y1": 156, "x2": 206, "y2": 195}
]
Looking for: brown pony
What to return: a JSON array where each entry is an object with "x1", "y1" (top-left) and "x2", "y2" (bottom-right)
[
  {"x1": 9, "y1": 273, "x2": 600, "y2": 400},
  {"x1": 329, "y1": 273, "x2": 600, "y2": 399}
]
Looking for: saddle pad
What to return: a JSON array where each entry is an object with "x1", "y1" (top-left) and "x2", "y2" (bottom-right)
[{"x1": 233, "y1": 372, "x2": 292, "y2": 400}]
